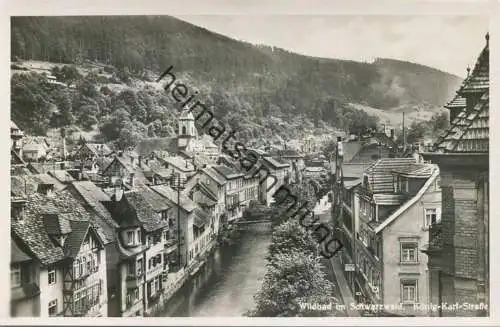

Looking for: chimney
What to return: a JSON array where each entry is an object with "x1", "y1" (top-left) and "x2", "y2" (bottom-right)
[
  {"x1": 130, "y1": 156, "x2": 135, "y2": 166},
  {"x1": 390, "y1": 129, "x2": 395, "y2": 140},
  {"x1": 486, "y1": 32, "x2": 489, "y2": 47},
  {"x1": 466, "y1": 66, "x2": 471, "y2": 78},
  {"x1": 138, "y1": 156, "x2": 142, "y2": 168}
]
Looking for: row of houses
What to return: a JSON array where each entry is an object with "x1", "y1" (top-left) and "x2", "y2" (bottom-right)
[
  {"x1": 333, "y1": 34, "x2": 489, "y2": 317},
  {"x1": 10, "y1": 108, "x2": 294, "y2": 317}
]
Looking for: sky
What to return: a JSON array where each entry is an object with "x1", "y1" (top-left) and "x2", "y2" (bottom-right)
[{"x1": 175, "y1": 15, "x2": 489, "y2": 77}]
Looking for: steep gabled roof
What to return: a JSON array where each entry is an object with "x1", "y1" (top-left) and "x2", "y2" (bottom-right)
[
  {"x1": 66, "y1": 181, "x2": 117, "y2": 244},
  {"x1": 202, "y1": 167, "x2": 227, "y2": 186},
  {"x1": 150, "y1": 184, "x2": 197, "y2": 213},
  {"x1": 458, "y1": 35, "x2": 489, "y2": 95},
  {"x1": 435, "y1": 91, "x2": 488, "y2": 153},
  {"x1": 11, "y1": 191, "x2": 98, "y2": 265},
  {"x1": 374, "y1": 169, "x2": 439, "y2": 233},
  {"x1": 136, "y1": 186, "x2": 172, "y2": 212},
  {"x1": 63, "y1": 220, "x2": 91, "y2": 258},
  {"x1": 124, "y1": 191, "x2": 169, "y2": 232}
]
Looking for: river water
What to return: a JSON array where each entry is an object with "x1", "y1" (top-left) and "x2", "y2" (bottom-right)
[
  {"x1": 160, "y1": 230, "x2": 271, "y2": 317},
  {"x1": 159, "y1": 195, "x2": 340, "y2": 317}
]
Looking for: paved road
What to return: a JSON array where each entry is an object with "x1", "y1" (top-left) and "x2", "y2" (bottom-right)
[{"x1": 313, "y1": 195, "x2": 360, "y2": 317}]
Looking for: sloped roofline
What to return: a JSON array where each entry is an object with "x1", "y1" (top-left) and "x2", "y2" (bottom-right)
[{"x1": 374, "y1": 168, "x2": 439, "y2": 234}]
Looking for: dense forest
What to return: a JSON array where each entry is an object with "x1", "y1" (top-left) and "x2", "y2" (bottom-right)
[{"x1": 10, "y1": 16, "x2": 462, "y2": 148}]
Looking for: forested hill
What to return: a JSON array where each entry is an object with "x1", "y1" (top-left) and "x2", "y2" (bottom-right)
[{"x1": 10, "y1": 16, "x2": 462, "y2": 147}]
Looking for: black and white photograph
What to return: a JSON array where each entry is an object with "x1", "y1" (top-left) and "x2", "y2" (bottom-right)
[{"x1": 6, "y1": 1, "x2": 495, "y2": 323}]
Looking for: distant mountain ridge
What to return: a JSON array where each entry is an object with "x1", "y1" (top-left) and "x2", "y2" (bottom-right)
[{"x1": 10, "y1": 15, "x2": 463, "y2": 141}]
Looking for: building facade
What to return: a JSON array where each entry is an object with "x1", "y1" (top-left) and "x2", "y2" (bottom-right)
[{"x1": 422, "y1": 33, "x2": 489, "y2": 317}]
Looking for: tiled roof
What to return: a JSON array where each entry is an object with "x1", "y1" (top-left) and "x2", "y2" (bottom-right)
[
  {"x1": 67, "y1": 181, "x2": 117, "y2": 244},
  {"x1": 364, "y1": 158, "x2": 417, "y2": 193},
  {"x1": 444, "y1": 94, "x2": 466, "y2": 109},
  {"x1": 48, "y1": 170, "x2": 75, "y2": 184},
  {"x1": 344, "y1": 179, "x2": 362, "y2": 190},
  {"x1": 124, "y1": 191, "x2": 169, "y2": 232},
  {"x1": 202, "y1": 167, "x2": 227, "y2": 186},
  {"x1": 262, "y1": 156, "x2": 290, "y2": 169},
  {"x1": 12, "y1": 193, "x2": 79, "y2": 265},
  {"x1": 340, "y1": 163, "x2": 369, "y2": 179},
  {"x1": 372, "y1": 194, "x2": 408, "y2": 206},
  {"x1": 11, "y1": 238, "x2": 32, "y2": 263},
  {"x1": 136, "y1": 186, "x2": 171, "y2": 212},
  {"x1": 84, "y1": 143, "x2": 112, "y2": 156},
  {"x1": 458, "y1": 37, "x2": 489, "y2": 94},
  {"x1": 12, "y1": 190, "x2": 110, "y2": 265},
  {"x1": 150, "y1": 184, "x2": 197, "y2": 213},
  {"x1": 64, "y1": 220, "x2": 91, "y2": 258},
  {"x1": 212, "y1": 165, "x2": 244, "y2": 180},
  {"x1": 135, "y1": 137, "x2": 177, "y2": 157},
  {"x1": 160, "y1": 156, "x2": 195, "y2": 172},
  {"x1": 435, "y1": 91, "x2": 489, "y2": 153},
  {"x1": 391, "y1": 163, "x2": 437, "y2": 178},
  {"x1": 11, "y1": 174, "x2": 64, "y2": 197},
  {"x1": 43, "y1": 213, "x2": 73, "y2": 235}
]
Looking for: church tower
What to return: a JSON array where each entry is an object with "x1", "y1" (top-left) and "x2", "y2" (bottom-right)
[{"x1": 178, "y1": 109, "x2": 197, "y2": 138}]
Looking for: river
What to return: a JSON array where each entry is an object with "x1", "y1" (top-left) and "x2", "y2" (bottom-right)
[
  {"x1": 159, "y1": 230, "x2": 271, "y2": 317},
  {"x1": 159, "y1": 194, "x2": 342, "y2": 317}
]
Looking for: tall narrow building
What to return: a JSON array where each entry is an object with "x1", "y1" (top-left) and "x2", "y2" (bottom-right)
[{"x1": 422, "y1": 33, "x2": 489, "y2": 317}]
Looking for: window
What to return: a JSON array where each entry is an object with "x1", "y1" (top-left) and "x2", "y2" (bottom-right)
[
  {"x1": 161, "y1": 211, "x2": 168, "y2": 221},
  {"x1": 136, "y1": 258, "x2": 143, "y2": 276},
  {"x1": 11, "y1": 265, "x2": 21, "y2": 287},
  {"x1": 73, "y1": 260, "x2": 79, "y2": 278},
  {"x1": 425, "y1": 208, "x2": 439, "y2": 227},
  {"x1": 48, "y1": 267, "x2": 56, "y2": 285},
  {"x1": 48, "y1": 299, "x2": 57, "y2": 316},
  {"x1": 92, "y1": 253, "x2": 98, "y2": 272},
  {"x1": 394, "y1": 176, "x2": 400, "y2": 192},
  {"x1": 401, "y1": 279, "x2": 418, "y2": 304},
  {"x1": 126, "y1": 231, "x2": 135, "y2": 245},
  {"x1": 400, "y1": 242, "x2": 418, "y2": 263}
]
